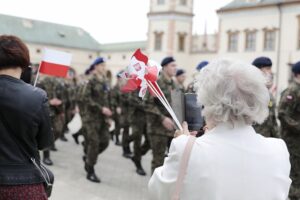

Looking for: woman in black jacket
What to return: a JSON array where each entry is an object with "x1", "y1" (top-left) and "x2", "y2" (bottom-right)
[{"x1": 0, "y1": 35, "x2": 54, "y2": 199}]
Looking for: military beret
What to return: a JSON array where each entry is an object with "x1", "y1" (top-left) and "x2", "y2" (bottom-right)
[
  {"x1": 92, "y1": 57, "x2": 105, "y2": 67},
  {"x1": 176, "y1": 69, "x2": 185, "y2": 77},
  {"x1": 196, "y1": 61, "x2": 209, "y2": 71},
  {"x1": 292, "y1": 61, "x2": 300, "y2": 74},
  {"x1": 252, "y1": 57, "x2": 272, "y2": 68},
  {"x1": 85, "y1": 57, "x2": 106, "y2": 75},
  {"x1": 161, "y1": 56, "x2": 175, "y2": 67}
]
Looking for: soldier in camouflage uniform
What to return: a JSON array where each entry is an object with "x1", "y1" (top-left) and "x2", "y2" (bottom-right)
[
  {"x1": 146, "y1": 56, "x2": 177, "y2": 173},
  {"x1": 61, "y1": 68, "x2": 78, "y2": 142},
  {"x1": 110, "y1": 73, "x2": 123, "y2": 145},
  {"x1": 120, "y1": 92, "x2": 134, "y2": 158},
  {"x1": 278, "y1": 62, "x2": 300, "y2": 200},
  {"x1": 128, "y1": 91, "x2": 150, "y2": 176},
  {"x1": 82, "y1": 57, "x2": 112, "y2": 183},
  {"x1": 38, "y1": 75, "x2": 66, "y2": 165},
  {"x1": 175, "y1": 69, "x2": 186, "y2": 93},
  {"x1": 252, "y1": 57, "x2": 280, "y2": 138}
]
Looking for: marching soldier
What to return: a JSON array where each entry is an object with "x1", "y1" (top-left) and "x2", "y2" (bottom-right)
[
  {"x1": 82, "y1": 57, "x2": 112, "y2": 183},
  {"x1": 278, "y1": 61, "x2": 300, "y2": 200},
  {"x1": 146, "y1": 56, "x2": 177, "y2": 173},
  {"x1": 186, "y1": 61, "x2": 208, "y2": 93},
  {"x1": 175, "y1": 69, "x2": 186, "y2": 93},
  {"x1": 252, "y1": 57, "x2": 280, "y2": 138}
]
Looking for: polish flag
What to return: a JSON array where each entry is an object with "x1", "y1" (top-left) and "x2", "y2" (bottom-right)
[{"x1": 39, "y1": 49, "x2": 72, "y2": 78}]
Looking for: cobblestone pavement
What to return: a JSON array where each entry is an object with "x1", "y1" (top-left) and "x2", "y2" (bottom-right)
[{"x1": 48, "y1": 134, "x2": 151, "y2": 200}]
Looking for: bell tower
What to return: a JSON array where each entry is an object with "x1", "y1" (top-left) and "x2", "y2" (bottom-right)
[{"x1": 147, "y1": 0, "x2": 194, "y2": 60}]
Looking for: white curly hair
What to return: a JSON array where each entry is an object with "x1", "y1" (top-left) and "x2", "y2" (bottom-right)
[{"x1": 194, "y1": 58, "x2": 270, "y2": 126}]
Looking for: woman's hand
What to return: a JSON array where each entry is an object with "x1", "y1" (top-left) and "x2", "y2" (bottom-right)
[{"x1": 174, "y1": 122, "x2": 197, "y2": 138}]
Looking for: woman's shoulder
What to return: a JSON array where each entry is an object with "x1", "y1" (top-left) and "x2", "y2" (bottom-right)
[{"x1": 22, "y1": 83, "x2": 48, "y2": 104}]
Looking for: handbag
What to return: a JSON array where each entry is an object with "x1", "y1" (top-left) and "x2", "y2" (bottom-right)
[
  {"x1": 172, "y1": 136, "x2": 196, "y2": 200},
  {"x1": 0, "y1": 114, "x2": 54, "y2": 197}
]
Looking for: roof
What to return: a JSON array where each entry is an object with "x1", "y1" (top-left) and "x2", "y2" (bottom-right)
[
  {"x1": 218, "y1": 0, "x2": 284, "y2": 12},
  {"x1": 100, "y1": 41, "x2": 147, "y2": 52},
  {"x1": 0, "y1": 14, "x2": 101, "y2": 51}
]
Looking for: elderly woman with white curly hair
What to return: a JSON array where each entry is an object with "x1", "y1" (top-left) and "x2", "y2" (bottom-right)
[{"x1": 148, "y1": 59, "x2": 291, "y2": 200}]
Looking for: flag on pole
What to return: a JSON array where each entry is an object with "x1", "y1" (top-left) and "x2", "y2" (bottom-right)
[{"x1": 39, "y1": 49, "x2": 72, "y2": 78}]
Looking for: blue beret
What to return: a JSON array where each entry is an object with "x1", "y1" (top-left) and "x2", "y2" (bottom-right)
[
  {"x1": 292, "y1": 61, "x2": 300, "y2": 74},
  {"x1": 176, "y1": 69, "x2": 185, "y2": 77},
  {"x1": 161, "y1": 57, "x2": 175, "y2": 67},
  {"x1": 92, "y1": 57, "x2": 105, "y2": 66},
  {"x1": 85, "y1": 57, "x2": 106, "y2": 75},
  {"x1": 252, "y1": 57, "x2": 272, "y2": 68},
  {"x1": 196, "y1": 61, "x2": 209, "y2": 71}
]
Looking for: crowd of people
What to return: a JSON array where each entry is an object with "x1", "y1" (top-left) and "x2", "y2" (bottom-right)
[{"x1": 0, "y1": 35, "x2": 300, "y2": 200}]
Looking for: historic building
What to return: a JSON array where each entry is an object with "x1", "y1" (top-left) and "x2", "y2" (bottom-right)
[
  {"x1": 0, "y1": 14, "x2": 100, "y2": 74},
  {"x1": 1, "y1": 0, "x2": 300, "y2": 93}
]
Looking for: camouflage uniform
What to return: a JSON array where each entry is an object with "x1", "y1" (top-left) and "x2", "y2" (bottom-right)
[
  {"x1": 64, "y1": 79, "x2": 77, "y2": 130},
  {"x1": 278, "y1": 81, "x2": 300, "y2": 200},
  {"x1": 110, "y1": 82, "x2": 122, "y2": 144},
  {"x1": 120, "y1": 92, "x2": 133, "y2": 156},
  {"x1": 128, "y1": 92, "x2": 150, "y2": 162},
  {"x1": 253, "y1": 92, "x2": 280, "y2": 138},
  {"x1": 83, "y1": 74, "x2": 110, "y2": 167},
  {"x1": 38, "y1": 76, "x2": 66, "y2": 140},
  {"x1": 146, "y1": 74, "x2": 177, "y2": 173}
]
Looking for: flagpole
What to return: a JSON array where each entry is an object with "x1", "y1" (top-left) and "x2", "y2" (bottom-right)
[{"x1": 33, "y1": 62, "x2": 41, "y2": 87}]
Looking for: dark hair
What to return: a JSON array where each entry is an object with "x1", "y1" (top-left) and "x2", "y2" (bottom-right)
[
  {"x1": 0, "y1": 35, "x2": 30, "y2": 70},
  {"x1": 20, "y1": 66, "x2": 32, "y2": 84}
]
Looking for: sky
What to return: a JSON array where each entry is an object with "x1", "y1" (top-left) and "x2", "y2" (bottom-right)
[{"x1": 0, "y1": 0, "x2": 232, "y2": 44}]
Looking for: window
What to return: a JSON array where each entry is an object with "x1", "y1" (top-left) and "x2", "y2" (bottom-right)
[
  {"x1": 228, "y1": 32, "x2": 239, "y2": 52},
  {"x1": 298, "y1": 16, "x2": 300, "y2": 49},
  {"x1": 154, "y1": 32, "x2": 163, "y2": 51},
  {"x1": 158, "y1": 0, "x2": 165, "y2": 5},
  {"x1": 245, "y1": 31, "x2": 256, "y2": 51},
  {"x1": 178, "y1": 34, "x2": 186, "y2": 52},
  {"x1": 89, "y1": 54, "x2": 93, "y2": 59},
  {"x1": 264, "y1": 30, "x2": 276, "y2": 51},
  {"x1": 122, "y1": 55, "x2": 126, "y2": 60},
  {"x1": 108, "y1": 55, "x2": 111, "y2": 60},
  {"x1": 180, "y1": 0, "x2": 187, "y2": 5},
  {"x1": 36, "y1": 49, "x2": 41, "y2": 53}
]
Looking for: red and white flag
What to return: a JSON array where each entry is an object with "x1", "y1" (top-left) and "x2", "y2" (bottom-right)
[{"x1": 39, "y1": 49, "x2": 72, "y2": 78}]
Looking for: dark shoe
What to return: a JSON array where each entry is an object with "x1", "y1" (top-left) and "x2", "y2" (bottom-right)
[
  {"x1": 115, "y1": 140, "x2": 121, "y2": 146},
  {"x1": 43, "y1": 157, "x2": 53, "y2": 166},
  {"x1": 110, "y1": 131, "x2": 114, "y2": 141},
  {"x1": 82, "y1": 155, "x2": 87, "y2": 162},
  {"x1": 84, "y1": 164, "x2": 101, "y2": 183},
  {"x1": 87, "y1": 173, "x2": 101, "y2": 183},
  {"x1": 72, "y1": 133, "x2": 79, "y2": 145},
  {"x1": 60, "y1": 135, "x2": 68, "y2": 142},
  {"x1": 123, "y1": 152, "x2": 133, "y2": 159},
  {"x1": 131, "y1": 157, "x2": 146, "y2": 176}
]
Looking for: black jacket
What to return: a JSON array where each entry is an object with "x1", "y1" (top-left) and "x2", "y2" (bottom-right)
[{"x1": 0, "y1": 75, "x2": 53, "y2": 185}]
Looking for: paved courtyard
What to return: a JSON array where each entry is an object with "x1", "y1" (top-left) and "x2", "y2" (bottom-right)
[{"x1": 47, "y1": 134, "x2": 151, "y2": 200}]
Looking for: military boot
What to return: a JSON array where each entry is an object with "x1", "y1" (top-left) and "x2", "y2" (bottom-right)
[
  {"x1": 122, "y1": 146, "x2": 133, "y2": 159},
  {"x1": 43, "y1": 150, "x2": 53, "y2": 166},
  {"x1": 115, "y1": 135, "x2": 121, "y2": 146},
  {"x1": 131, "y1": 157, "x2": 146, "y2": 176},
  {"x1": 72, "y1": 133, "x2": 79, "y2": 145},
  {"x1": 84, "y1": 164, "x2": 101, "y2": 183}
]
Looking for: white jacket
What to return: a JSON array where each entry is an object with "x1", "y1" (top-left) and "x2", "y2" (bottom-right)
[{"x1": 148, "y1": 122, "x2": 291, "y2": 200}]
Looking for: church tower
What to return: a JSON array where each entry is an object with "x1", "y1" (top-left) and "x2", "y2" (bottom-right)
[{"x1": 147, "y1": 0, "x2": 194, "y2": 61}]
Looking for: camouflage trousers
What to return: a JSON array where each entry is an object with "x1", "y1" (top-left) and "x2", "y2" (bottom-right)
[
  {"x1": 129, "y1": 120, "x2": 150, "y2": 162},
  {"x1": 284, "y1": 136, "x2": 300, "y2": 200},
  {"x1": 122, "y1": 125, "x2": 131, "y2": 150},
  {"x1": 51, "y1": 113, "x2": 65, "y2": 140},
  {"x1": 85, "y1": 120, "x2": 110, "y2": 167},
  {"x1": 148, "y1": 134, "x2": 169, "y2": 173}
]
